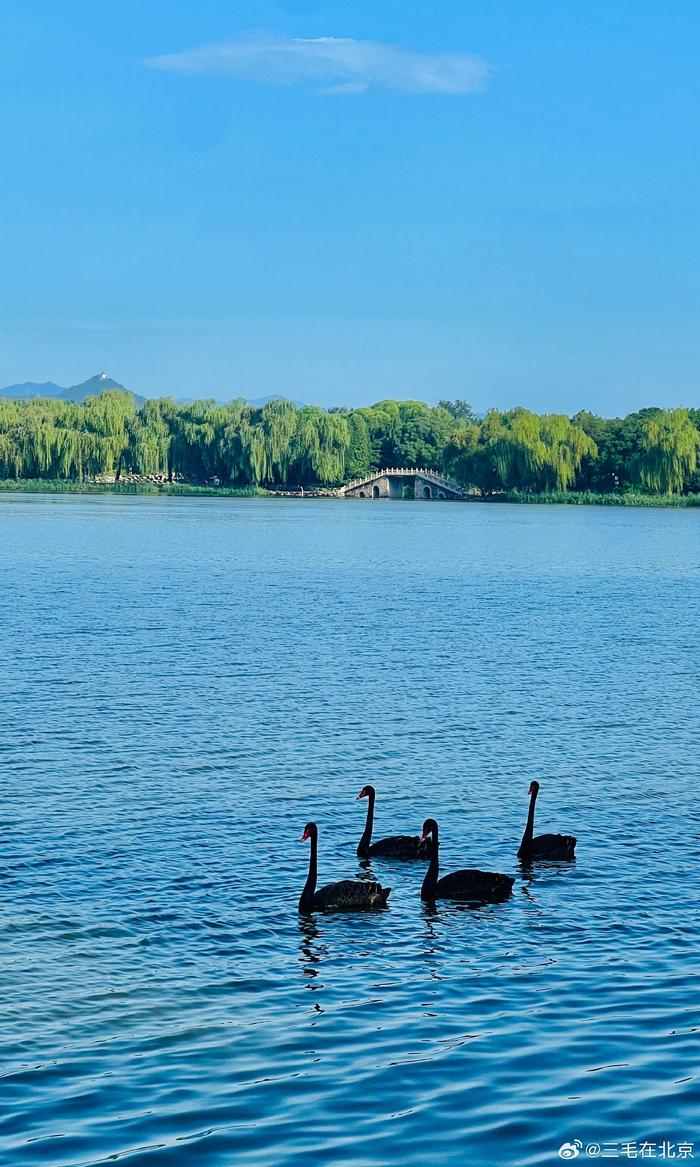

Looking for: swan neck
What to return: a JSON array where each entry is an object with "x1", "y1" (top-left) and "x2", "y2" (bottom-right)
[
  {"x1": 422, "y1": 826, "x2": 439, "y2": 897},
  {"x1": 519, "y1": 788, "x2": 538, "y2": 854},
  {"x1": 359, "y1": 791, "x2": 375, "y2": 852},
  {"x1": 301, "y1": 833, "x2": 318, "y2": 908}
]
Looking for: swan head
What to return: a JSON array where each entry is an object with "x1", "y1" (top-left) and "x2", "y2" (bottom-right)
[
  {"x1": 300, "y1": 822, "x2": 318, "y2": 843},
  {"x1": 529, "y1": 780, "x2": 540, "y2": 796},
  {"x1": 421, "y1": 817, "x2": 438, "y2": 842},
  {"x1": 357, "y1": 784, "x2": 375, "y2": 800}
]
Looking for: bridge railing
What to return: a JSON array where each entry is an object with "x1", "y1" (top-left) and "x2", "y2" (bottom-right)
[{"x1": 341, "y1": 467, "x2": 465, "y2": 493}]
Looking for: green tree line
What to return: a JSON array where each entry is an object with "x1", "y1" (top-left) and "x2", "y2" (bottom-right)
[{"x1": 0, "y1": 392, "x2": 698, "y2": 496}]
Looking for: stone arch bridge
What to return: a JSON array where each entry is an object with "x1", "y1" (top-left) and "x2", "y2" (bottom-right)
[{"x1": 340, "y1": 467, "x2": 466, "y2": 500}]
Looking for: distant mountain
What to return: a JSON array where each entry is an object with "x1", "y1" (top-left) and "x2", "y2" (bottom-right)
[
  {"x1": 0, "y1": 381, "x2": 65, "y2": 399},
  {"x1": 0, "y1": 372, "x2": 146, "y2": 407},
  {"x1": 58, "y1": 372, "x2": 146, "y2": 406},
  {"x1": 0, "y1": 376, "x2": 297, "y2": 410}
]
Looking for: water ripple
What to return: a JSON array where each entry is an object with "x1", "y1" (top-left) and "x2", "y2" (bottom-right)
[{"x1": 0, "y1": 496, "x2": 698, "y2": 1166}]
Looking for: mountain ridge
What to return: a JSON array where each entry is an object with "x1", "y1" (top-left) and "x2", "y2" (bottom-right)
[
  {"x1": 0, "y1": 376, "x2": 303, "y2": 410},
  {"x1": 0, "y1": 372, "x2": 146, "y2": 407}
]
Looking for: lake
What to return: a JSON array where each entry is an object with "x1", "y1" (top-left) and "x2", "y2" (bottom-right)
[{"x1": 1, "y1": 494, "x2": 698, "y2": 1167}]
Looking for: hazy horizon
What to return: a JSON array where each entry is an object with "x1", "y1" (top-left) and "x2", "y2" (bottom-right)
[{"x1": 2, "y1": 367, "x2": 697, "y2": 419}]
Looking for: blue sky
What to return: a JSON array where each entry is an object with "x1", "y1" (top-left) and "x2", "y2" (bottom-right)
[{"x1": 2, "y1": 1, "x2": 700, "y2": 412}]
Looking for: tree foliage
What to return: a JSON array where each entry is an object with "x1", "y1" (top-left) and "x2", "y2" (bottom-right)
[
  {"x1": 0, "y1": 390, "x2": 698, "y2": 496},
  {"x1": 448, "y1": 408, "x2": 597, "y2": 493},
  {"x1": 637, "y1": 408, "x2": 698, "y2": 494}
]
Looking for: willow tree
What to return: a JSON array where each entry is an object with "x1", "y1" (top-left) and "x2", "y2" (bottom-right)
[
  {"x1": 83, "y1": 390, "x2": 136, "y2": 477},
  {"x1": 501, "y1": 409, "x2": 548, "y2": 488},
  {"x1": 538, "y1": 414, "x2": 597, "y2": 490},
  {"x1": 290, "y1": 407, "x2": 350, "y2": 485},
  {"x1": 19, "y1": 421, "x2": 53, "y2": 477},
  {"x1": 127, "y1": 398, "x2": 174, "y2": 476},
  {"x1": 167, "y1": 400, "x2": 224, "y2": 481},
  {"x1": 257, "y1": 398, "x2": 297, "y2": 483},
  {"x1": 471, "y1": 408, "x2": 596, "y2": 493},
  {"x1": 54, "y1": 426, "x2": 85, "y2": 479},
  {"x1": 469, "y1": 409, "x2": 531, "y2": 491},
  {"x1": 14, "y1": 399, "x2": 52, "y2": 475},
  {"x1": 317, "y1": 410, "x2": 351, "y2": 483},
  {"x1": 464, "y1": 410, "x2": 509, "y2": 493},
  {"x1": 216, "y1": 400, "x2": 255, "y2": 484},
  {"x1": 345, "y1": 411, "x2": 373, "y2": 479},
  {"x1": 443, "y1": 421, "x2": 479, "y2": 484},
  {"x1": 0, "y1": 431, "x2": 22, "y2": 477},
  {"x1": 0, "y1": 398, "x2": 80, "y2": 478},
  {"x1": 637, "y1": 408, "x2": 699, "y2": 494}
]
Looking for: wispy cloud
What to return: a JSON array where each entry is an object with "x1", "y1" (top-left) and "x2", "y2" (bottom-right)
[{"x1": 143, "y1": 34, "x2": 489, "y2": 96}]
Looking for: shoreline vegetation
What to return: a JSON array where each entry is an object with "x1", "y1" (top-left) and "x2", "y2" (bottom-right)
[
  {"x1": 0, "y1": 391, "x2": 699, "y2": 503},
  {"x1": 1, "y1": 479, "x2": 700, "y2": 506}
]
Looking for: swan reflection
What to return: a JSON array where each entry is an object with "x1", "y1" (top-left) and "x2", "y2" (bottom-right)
[
  {"x1": 518, "y1": 856, "x2": 576, "y2": 893},
  {"x1": 297, "y1": 915, "x2": 328, "y2": 1013}
]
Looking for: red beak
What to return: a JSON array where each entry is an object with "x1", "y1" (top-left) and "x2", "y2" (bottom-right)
[
  {"x1": 357, "y1": 790, "x2": 366, "y2": 799},
  {"x1": 300, "y1": 830, "x2": 310, "y2": 842},
  {"x1": 421, "y1": 832, "x2": 428, "y2": 843}
]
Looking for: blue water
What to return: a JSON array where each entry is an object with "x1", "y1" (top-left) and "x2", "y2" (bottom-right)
[{"x1": 1, "y1": 494, "x2": 699, "y2": 1167}]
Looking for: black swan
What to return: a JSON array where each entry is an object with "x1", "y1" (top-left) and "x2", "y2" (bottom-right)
[
  {"x1": 356, "y1": 784, "x2": 431, "y2": 859},
  {"x1": 420, "y1": 819, "x2": 514, "y2": 903},
  {"x1": 517, "y1": 780, "x2": 576, "y2": 861},
  {"x1": 299, "y1": 822, "x2": 391, "y2": 912}
]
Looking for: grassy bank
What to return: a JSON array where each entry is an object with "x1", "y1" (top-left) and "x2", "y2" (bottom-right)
[
  {"x1": 489, "y1": 489, "x2": 700, "y2": 507},
  {"x1": 0, "y1": 479, "x2": 269, "y2": 497}
]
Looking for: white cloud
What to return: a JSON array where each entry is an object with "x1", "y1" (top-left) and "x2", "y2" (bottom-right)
[{"x1": 144, "y1": 34, "x2": 489, "y2": 96}]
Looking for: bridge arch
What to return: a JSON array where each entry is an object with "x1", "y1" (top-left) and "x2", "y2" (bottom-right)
[{"x1": 341, "y1": 467, "x2": 466, "y2": 501}]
